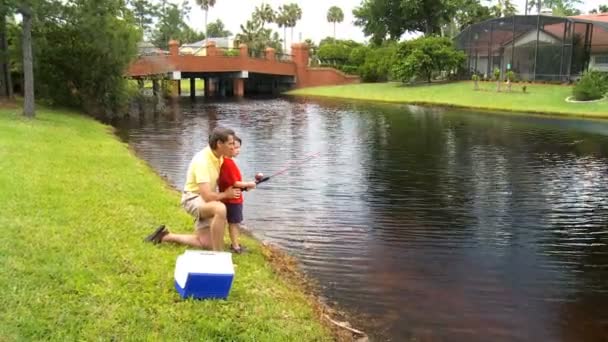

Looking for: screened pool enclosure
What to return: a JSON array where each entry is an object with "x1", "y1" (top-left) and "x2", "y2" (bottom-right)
[{"x1": 455, "y1": 15, "x2": 608, "y2": 81}]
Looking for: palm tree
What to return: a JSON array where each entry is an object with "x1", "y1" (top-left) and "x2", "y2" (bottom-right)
[
  {"x1": 326, "y1": 6, "x2": 344, "y2": 39},
  {"x1": 195, "y1": 0, "x2": 216, "y2": 46},
  {"x1": 276, "y1": 6, "x2": 289, "y2": 52},
  {"x1": 253, "y1": 3, "x2": 275, "y2": 28},
  {"x1": 285, "y1": 3, "x2": 302, "y2": 46}
]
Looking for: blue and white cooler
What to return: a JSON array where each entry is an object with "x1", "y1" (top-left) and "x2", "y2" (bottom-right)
[{"x1": 174, "y1": 250, "x2": 235, "y2": 300}]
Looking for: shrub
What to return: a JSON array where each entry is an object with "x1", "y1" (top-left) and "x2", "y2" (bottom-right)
[
  {"x1": 573, "y1": 71, "x2": 608, "y2": 101},
  {"x1": 392, "y1": 36, "x2": 465, "y2": 83}
]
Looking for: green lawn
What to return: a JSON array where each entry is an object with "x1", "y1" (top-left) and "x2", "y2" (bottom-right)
[
  {"x1": 0, "y1": 106, "x2": 332, "y2": 341},
  {"x1": 287, "y1": 81, "x2": 608, "y2": 118}
]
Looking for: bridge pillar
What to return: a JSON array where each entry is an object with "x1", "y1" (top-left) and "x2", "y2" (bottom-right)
[
  {"x1": 233, "y1": 78, "x2": 244, "y2": 97},
  {"x1": 291, "y1": 43, "x2": 309, "y2": 88},
  {"x1": 239, "y1": 43, "x2": 248, "y2": 58},
  {"x1": 190, "y1": 78, "x2": 195, "y2": 99},
  {"x1": 203, "y1": 77, "x2": 211, "y2": 97},
  {"x1": 206, "y1": 41, "x2": 217, "y2": 56},
  {"x1": 169, "y1": 40, "x2": 179, "y2": 56},
  {"x1": 169, "y1": 80, "x2": 179, "y2": 98},
  {"x1": 152, "y1": 79, "x2": 160, "y2": 96}
]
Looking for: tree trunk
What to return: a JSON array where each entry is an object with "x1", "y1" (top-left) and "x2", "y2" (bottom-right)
[
  {"x1": 283, "y1": 27, "x2": 287, "y2": 53},
  {"x1": 21, "y1": 6, "x2": 35, "y2": 118},
  {"x1": 0, "y1": 10, "x2": 8, "y2": 98},
  {"x1": 290, "y1": 27, "x2": 294, "y2": 45},
  {"x1": 333, "y1": 22, "x2": 336, "y2": 39},
  {"x1": 496, "y1": 80, "x2": 501, "y2": 92},
  {"x1": 204, "y1": 10, "x2": 208, "y2": 47}
]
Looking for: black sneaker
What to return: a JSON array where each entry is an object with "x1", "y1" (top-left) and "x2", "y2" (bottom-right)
[
  {"x1": 144, "y1": 225, "x2": 166, "y2": 244},
  {"x1": 230, "y1": 245, "x2": 248, "y2": 254}
]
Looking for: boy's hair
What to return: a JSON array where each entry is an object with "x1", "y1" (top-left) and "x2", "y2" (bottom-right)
[
  {"x1": 234, "y1": 136, "x2": 242, "y2": 145},
  {"x1": 208, "y1": 127, "x2": 235, "y2": 149}
]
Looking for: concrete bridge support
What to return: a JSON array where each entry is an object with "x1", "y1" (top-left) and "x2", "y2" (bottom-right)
[
  {"x1": 233, "y1": 78, "x2": 244, "y2": 97},
  {"x1": 190, "y1": 78, "x2": 195, "y2": 99}
]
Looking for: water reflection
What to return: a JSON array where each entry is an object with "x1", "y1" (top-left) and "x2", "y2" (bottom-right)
[{"x1": 115, "y1": 97, "x2": 608, "y2": 341}]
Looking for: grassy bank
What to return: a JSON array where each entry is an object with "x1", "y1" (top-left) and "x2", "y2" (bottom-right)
[
  {"x1": 287, "y1": 82, "x2": 608, "y2": 118},
  {"x1": 0, "y1": 106, "x2": 332, "y2": 341}
]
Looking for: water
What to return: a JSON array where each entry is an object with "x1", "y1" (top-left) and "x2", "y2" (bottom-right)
[{"x1": 115, "y1": 98, "x2": 608, "y2": 341}]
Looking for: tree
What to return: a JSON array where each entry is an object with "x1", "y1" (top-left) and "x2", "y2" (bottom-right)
[
  {"x1": 235, "y1": 17, "x2": 282, "y2": 54},
  {"x1": 276, "y1": 6, "x2": 289, "y2": 52},
  {"x1": 127, "y1": 0, "x2": 159, "y2": 39},
  {"x1": 0, "y1": 4, "x2": 13, "y2": 98},
  {"x1": 392, "y1": 36, "x2": 465, "y2": 83},
  {"x1": 195, "y1": 0, "x2": 216, "y2": 46},
  {"x1": 253, "y1": 3, "x2": 275, "y2": 28},
  {"x1": 31, "y1": 0, "x2": 141, "y2": 116},
  {"x1": 527, "y1": 0, "x2": 582, "y2": 15},
  {"x1": 18, "y1": 3, "x2": 34, "y2": 117},
  {"x1": 206, "y1": 19, "x2": 230, "y2": 37},
  {"x1": 284, "y1": 3, "x2": 302, "y2": 44},
  {"x1": 441, "y1": 0, "x2": 493, "y2": 38},
  {"x1": 152, "y1": 1, "x2": 203, "y2": 48},
  {"x1": 590, "y1": 5, "x2": 608, "y2": 13},
  {"x1": 327, "y1": 6, "x2": 344, "y2": 39},
  {"x1": 490, "y1": 0, "x2": 517, "y2": 17},
  {"x1": 353, "y1": 0, "x2": 456, "y2": 44}
]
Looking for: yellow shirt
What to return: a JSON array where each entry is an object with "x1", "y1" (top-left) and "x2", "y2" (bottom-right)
[{"x1": 183, "y1": 146, "x2": 223, "y2": 193}]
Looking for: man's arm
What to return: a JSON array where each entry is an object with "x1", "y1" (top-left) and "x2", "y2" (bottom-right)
[{"x1": 199, "y1": 182, "x2": 240, "y2": 202}]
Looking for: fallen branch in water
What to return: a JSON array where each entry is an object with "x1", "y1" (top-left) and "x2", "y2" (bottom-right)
[{"x1": 323, "y1": 314, "x2": 366, "y2": 336}]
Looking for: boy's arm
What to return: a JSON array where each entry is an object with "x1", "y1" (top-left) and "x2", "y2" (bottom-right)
[{"x1": 234, "y1": 180, "x2": 256, "y2": 189}]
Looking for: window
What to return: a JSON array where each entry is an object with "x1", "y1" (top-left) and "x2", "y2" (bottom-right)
[{"x1": 595, "y1": 55, "x2": 608, "y2": 65}]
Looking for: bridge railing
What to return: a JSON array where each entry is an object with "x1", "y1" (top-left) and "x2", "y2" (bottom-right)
[
  {"x1": 275, "y1": 53, "x2": 293, "y2": 63},
  {"x1": 248, "y1": 48, "x2": 266, "y2": 59},
  {"x1": 216, "y1": 47, "x2": 240, "y2": 57}
]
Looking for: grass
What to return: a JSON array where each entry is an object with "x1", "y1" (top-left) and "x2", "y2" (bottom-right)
[
  {"x1": 287, "y1": 81, "x2": 608, "y2": 118},
  {"x1": 0, "y1": 106, "x2": 333, "y2": 341}
]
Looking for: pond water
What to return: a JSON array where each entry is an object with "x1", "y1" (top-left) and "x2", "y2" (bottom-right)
[{"x1": 115, "y1": 97, "x2": 608, "y2": 341}]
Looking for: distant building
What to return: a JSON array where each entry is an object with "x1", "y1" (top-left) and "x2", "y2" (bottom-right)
[
  {"x1": 179, "y1": 37, "x2": 236, "y2": 56},
  {"x1": 454, "y1": 14, "x2": 608, "y2": 81},
  {"x1": 137, "y1": 42, "x2": 166, "y2": 56}
]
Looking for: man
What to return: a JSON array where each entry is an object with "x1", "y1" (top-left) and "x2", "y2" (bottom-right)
[{"x1": 144, "y1": 127, "x2": 241, "y2": 251}]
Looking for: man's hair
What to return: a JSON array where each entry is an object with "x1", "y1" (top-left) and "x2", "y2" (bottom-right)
[
  {"x1": 208, "y1": 127, "x2": 235, "y2": 149},
  {"x1": 234, "y1": 136, "x2": 242, "y2": 145}
]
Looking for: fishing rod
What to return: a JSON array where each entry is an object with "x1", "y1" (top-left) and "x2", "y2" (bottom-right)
[
  {"x1": 242, "y1": 151, "x2": 321, "y2": 191},
  {"x1": 255, "y1": 151, "x2": 321, "y2": 184}
]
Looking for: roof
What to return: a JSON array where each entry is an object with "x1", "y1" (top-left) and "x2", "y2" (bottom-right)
[
  {"x1": 570, "y1": 13, "x2": 608, "y2": 23},
  {"x1": 455, "y1": 14, "x2": 608, "y2": 54}
]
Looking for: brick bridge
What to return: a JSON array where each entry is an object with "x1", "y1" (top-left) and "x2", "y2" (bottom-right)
[{"x1": 127, "y1": 41, "x2": 359, "y2": 97}]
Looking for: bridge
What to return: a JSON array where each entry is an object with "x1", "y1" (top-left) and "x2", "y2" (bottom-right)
[{"x1": 127, "y1": 41, "x2": 359, "y2": 97}]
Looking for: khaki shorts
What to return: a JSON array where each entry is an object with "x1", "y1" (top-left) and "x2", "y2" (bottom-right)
[{"x1": 181, "y1": 192, "x2": 209, "y2": 230}]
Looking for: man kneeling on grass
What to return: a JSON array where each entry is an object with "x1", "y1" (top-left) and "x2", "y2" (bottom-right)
[{"x1": 144, "y1": 127, "x2": 241, "y2": 251}]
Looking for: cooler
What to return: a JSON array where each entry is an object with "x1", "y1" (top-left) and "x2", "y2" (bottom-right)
[{"x1": 174, "y1": 250, "x2": 235, "y2": 300}]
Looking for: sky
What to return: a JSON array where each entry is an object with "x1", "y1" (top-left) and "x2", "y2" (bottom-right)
[{"x1": 180, "y1": 0, "x2": 606, "y2": 45}]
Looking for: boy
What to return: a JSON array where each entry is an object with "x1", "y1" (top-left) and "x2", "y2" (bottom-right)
[{"x1": 218, "y1": 136, "x2": 256, "y2": 253}]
